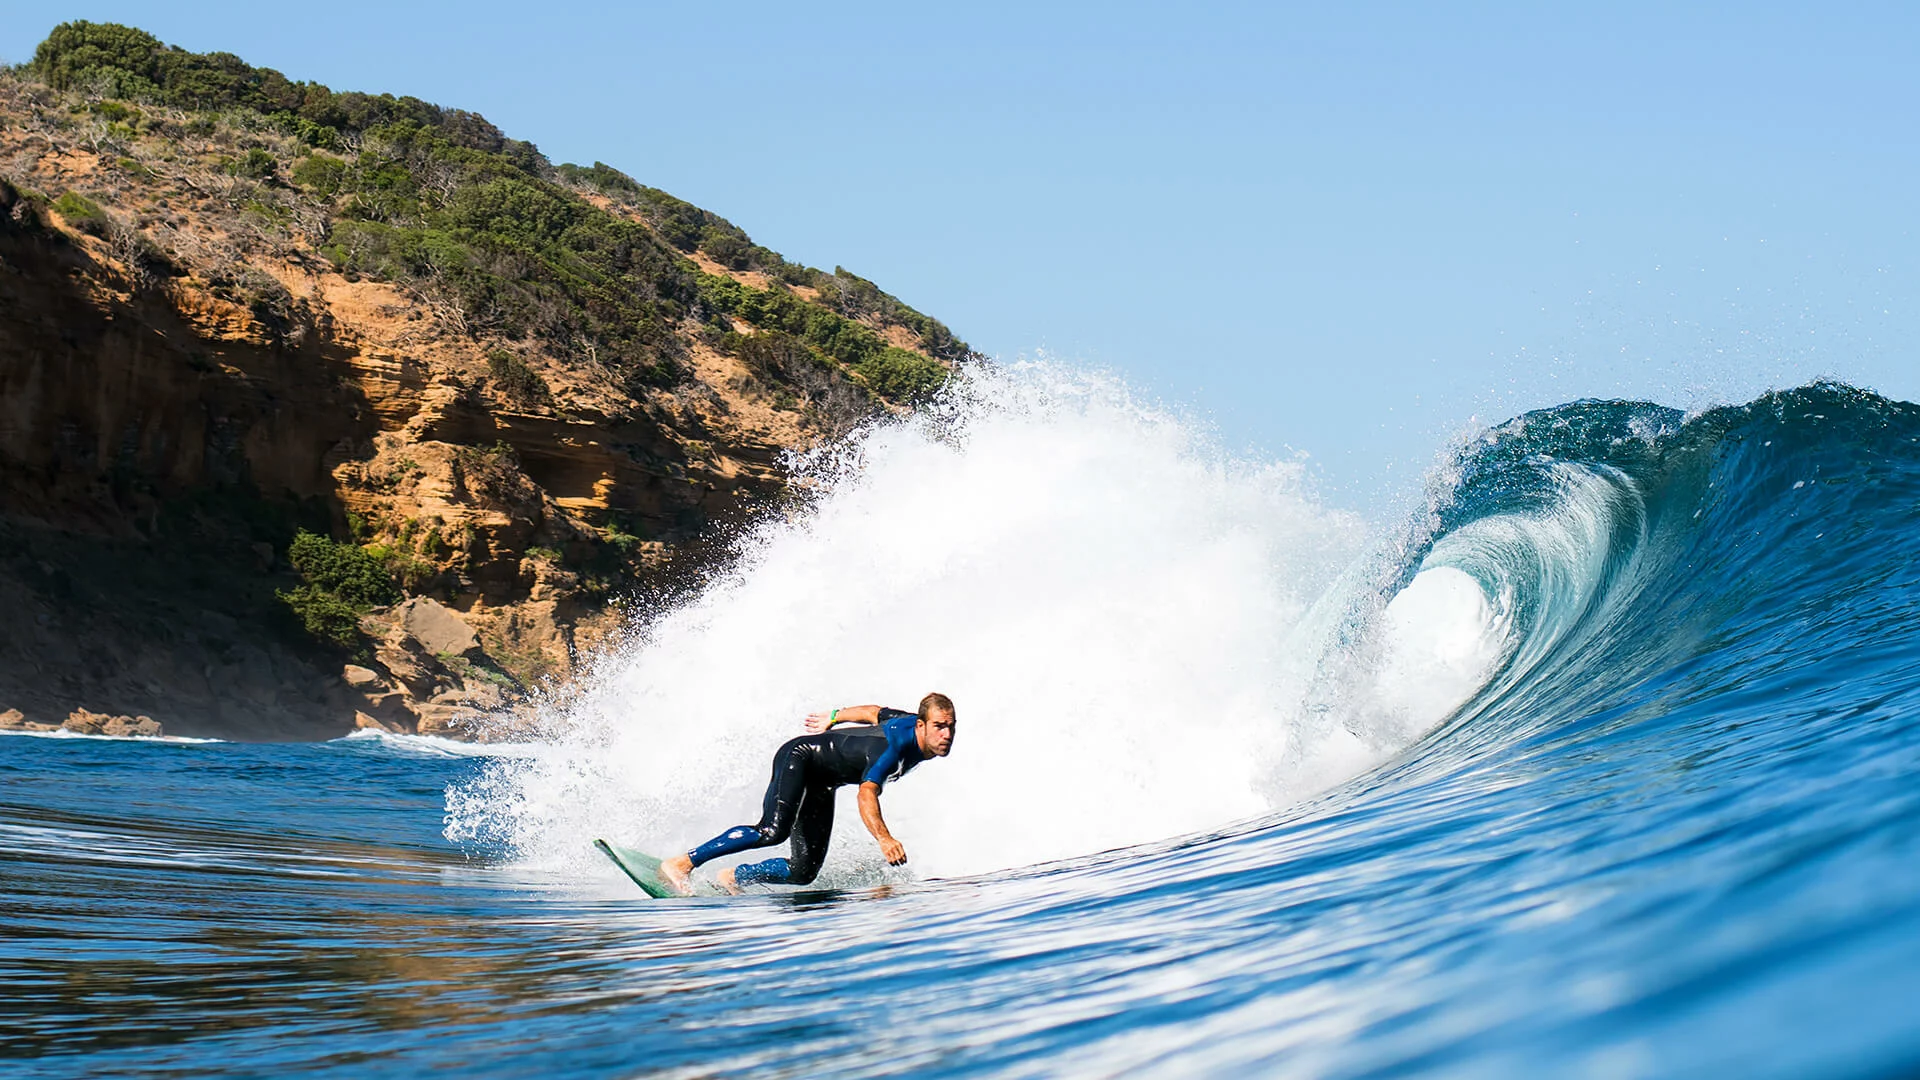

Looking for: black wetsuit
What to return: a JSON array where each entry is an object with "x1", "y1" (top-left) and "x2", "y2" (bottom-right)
[{"x1": 687, "y1": 708, "x2": 925, "y2": 885}]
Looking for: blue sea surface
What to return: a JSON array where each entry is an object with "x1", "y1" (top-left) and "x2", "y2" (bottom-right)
[{"x1": 4, "y1": 383, "x2": 1920, "y2": 1077}]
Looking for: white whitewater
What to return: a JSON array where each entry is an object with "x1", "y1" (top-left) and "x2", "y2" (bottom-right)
[{"x1": 446, "y1": 365, "x2": 1508, "y2": 881}]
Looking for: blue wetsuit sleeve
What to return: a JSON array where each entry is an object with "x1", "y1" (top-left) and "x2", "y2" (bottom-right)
[
  {"x1": 861, "y1": 714, "x2": 917, "y2": 787},
  {"x1": 862, "y1": 749, "x2": 899, "y2": 788}
]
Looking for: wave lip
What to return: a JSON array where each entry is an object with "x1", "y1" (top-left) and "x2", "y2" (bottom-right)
[{"x1": 1386, "y1": 381, "x2": 1920, "y2": 767}]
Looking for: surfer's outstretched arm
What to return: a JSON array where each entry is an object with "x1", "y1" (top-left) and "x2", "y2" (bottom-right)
[
  {"x1": 858, "y1": 781, "x2": 907, "y2": 865},
  {"x1": 803, "y1": 704, "x2": 883, "y2": 732}
]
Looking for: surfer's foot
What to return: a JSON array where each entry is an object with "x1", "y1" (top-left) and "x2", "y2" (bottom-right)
[
  {"x1": 659, "y1": 853, "x2": 695, "y2": 896},
  {"x1": 716, "y1": 867, "x2": 741, "y2": 896}
]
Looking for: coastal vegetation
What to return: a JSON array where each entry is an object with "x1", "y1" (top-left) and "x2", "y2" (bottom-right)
[
  {"x1": 280, "y1": 531, "x2": 400, "y2": 650},
  {"x1": 21, "y1": 20, "x2": 973, "y2": 400},
  {"x1": 0, "y1": 21, "x2": 978, "y2": 737}
]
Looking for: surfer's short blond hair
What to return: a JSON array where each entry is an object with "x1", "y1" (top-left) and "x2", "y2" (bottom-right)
[{"x1": 919, "y1": 692, "x2": 955, "y2": 721}]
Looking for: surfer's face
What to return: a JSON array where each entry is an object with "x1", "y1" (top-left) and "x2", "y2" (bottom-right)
[{"x1": 918, "y1": 711, "x2": 956, "y2": 757}]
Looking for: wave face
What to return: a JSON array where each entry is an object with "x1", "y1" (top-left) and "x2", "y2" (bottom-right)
[{"x1": 6, "y1": 379, "x2": 1920, "y2": 1076}]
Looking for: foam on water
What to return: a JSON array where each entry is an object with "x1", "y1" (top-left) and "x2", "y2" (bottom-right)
[
  {"x1": 0, "y1": 729, "x2": 226, "y2": 744},
  {"x1": 447, "y1": 365, "x2": 1508, "y2": 880},
  {"x1": 333, "y1": 729, "x2": 541, "y2": 758}
]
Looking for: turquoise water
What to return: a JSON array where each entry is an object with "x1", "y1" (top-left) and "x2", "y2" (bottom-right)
[{"x1": 5, "y1": 383, "x2": 1920, "y2": 1077}]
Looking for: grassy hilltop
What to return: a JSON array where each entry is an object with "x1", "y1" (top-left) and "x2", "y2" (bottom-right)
[
  {"x1": 21, "y1": 20, "x2": 968, "y2": 399},
  {"x1": 0, "y1": 22, "x2": 976, "y2": 738}
]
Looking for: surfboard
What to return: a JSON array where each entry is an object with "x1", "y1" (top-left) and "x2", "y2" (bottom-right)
[{"x1": 594, "y1": 838, "x2": 680, "y2": 898}]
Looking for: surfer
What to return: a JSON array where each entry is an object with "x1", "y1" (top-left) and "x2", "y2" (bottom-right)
[{"x1": 657, "y1": 693, "x2": 958, "y2": 894}]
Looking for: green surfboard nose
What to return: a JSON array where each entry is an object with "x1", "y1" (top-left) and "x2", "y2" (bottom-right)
[{"x1": 594, "y1": 838, "x2": 677, "y2": 899}]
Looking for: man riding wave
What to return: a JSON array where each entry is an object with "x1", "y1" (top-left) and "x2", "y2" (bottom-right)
[{"x1": 659, "y1": 692, "x2": 958, "y2": 894}]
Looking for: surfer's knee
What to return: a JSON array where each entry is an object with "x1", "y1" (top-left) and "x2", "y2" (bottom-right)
[
  {"x1": 784, "y1": 855, "x2": 824, "y2": 885},
  {"x1": 700, "y1": 824, "x2": 783, "y2": 858},
  {"x1": 721, "y1": 825, "x2": 768, "y2": 845},
  {"x1": 717, "y1": 823, "x2": 788, "y2": 847}
]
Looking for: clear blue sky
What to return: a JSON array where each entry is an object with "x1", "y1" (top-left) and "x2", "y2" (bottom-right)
[{"x1": 8, "y1": 3, "x2": 1916, "y2": 512}]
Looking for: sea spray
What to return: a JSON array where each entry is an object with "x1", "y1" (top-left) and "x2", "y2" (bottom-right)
[{"x1": 446, "y1": 364, "x2": 1506, "y2": 879}]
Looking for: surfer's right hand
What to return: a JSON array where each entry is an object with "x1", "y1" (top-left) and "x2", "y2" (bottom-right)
[
  {"x1": 879, "y1": 837, "x2": 907, "y2": 866},
  {"x1": 803, "y1": 710, "x2": 834, "y2": 733}
]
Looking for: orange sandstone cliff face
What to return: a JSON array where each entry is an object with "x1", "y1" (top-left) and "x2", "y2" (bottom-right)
[{"x1": 0, "y1": 79, "x2": 952, "y2": 740}]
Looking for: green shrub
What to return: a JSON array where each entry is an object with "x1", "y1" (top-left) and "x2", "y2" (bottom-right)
[
  {"x1": 487, "y1": 348, "x2": 549, "y2": 405},
  {"x1": 278, "y1": 584, "x2": 367, "y2": 649},
  {"x1": 856, "y1": 347, "x2": 949, "y2": 404},
  {"x1": 555, "y1": 160, "x2": 642, "y2": 198},
  {"x1": 817, "y1": 268, "x2": 971, "y2": 363},
  {"x1": 701, "y1": 227, "x2": 752, "y2": 270},
  {"x1": 52, "y1": 190, "x2": 110, "y2": 236},
  {"x1": 696, "y1": 273, "x2": 890, "y2": 368},
  {"x1": 286, "y1": 529, "x2": 399, "y2": 606},
  {"x1": 276, "y1": 113, "x2": 341, "y2": 150},
  {"x1": 291, "y1": 153, "x2": 348, "y2": 198},
  {"x1": 31, "y1": 22, "x2": 170, "y2": 100},
  {"x1": 729, "y1": 328, "x2": 827, "y2": 379},
  {"x1": 278, "y1": 529, "x2": 401, "y2": 649},
  {"x1": 603, "y1": 520, "x2": 643, "y2": 554},
  {"x1": 228, "y1": 147, "x2": 278, "y2": 180}
]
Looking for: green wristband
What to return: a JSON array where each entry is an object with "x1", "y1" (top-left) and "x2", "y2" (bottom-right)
[{"x1": 829, "y1": 708, "x2": 838, "y2": 727}]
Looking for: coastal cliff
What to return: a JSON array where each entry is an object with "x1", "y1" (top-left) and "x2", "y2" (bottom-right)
[{"x1": 0, "y1": 22, "x2": 973, "y2": 740}]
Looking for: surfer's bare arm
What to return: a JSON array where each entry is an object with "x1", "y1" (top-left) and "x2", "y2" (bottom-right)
[
  {"x1": 858, "y1": 781, "x2": 907, "y2": 865},
  {"x1": 803, "y1": 705, "x2": 882, "y2": 733}
]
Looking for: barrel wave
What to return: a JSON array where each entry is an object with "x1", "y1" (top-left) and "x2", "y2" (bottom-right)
[{"x1": 5, "y1": 377, "x2": 1920, "y2": 1077}]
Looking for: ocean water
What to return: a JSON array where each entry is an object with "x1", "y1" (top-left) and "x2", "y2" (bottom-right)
[{"x1": 5, "y1": 372, "x2": 1920, "y2": 1078}]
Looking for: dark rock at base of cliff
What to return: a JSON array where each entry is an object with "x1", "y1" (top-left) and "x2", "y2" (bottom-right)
[{"x1": 0, "y1": 518, "x2": 369, "y2": 741}]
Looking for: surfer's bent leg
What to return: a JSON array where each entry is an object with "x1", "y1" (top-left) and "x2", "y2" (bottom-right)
[
  {"x1": 734, "y1": 782, "x2": 834, "y2": 886},
  {"x1": 687, "y1": 736, "x2": 815, "y2": 868}
]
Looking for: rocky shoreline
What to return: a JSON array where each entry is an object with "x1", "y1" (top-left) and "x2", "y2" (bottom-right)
[
  {"x1": 2, "y1": 707, "x2": 164, "y2": 737},
  {"x1": 342, "y1": 595, "x2": 534, "y2": 740}
]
